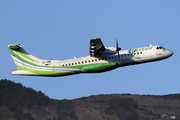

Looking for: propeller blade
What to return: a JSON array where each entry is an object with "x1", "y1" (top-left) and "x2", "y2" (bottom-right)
[
  {"x1": 117, "y1": 50, "x2": 120, "y2": 60},
  {"x1": 116, "y1": 38, "x2": 121, "y2": 51},
  {"x1": 116, "y1": 38, "x2": 118, "y2": 51},
  {"x1": 116, "y1": 38, "x2": 121, "y2": 60}
]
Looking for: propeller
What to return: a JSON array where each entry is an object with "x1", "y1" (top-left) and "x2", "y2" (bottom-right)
[{"x1": 116, "y1": 38, "x2": 121, "y2": 60}]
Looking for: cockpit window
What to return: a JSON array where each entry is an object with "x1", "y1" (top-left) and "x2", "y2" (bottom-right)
[{"x1": 156, "y1": 46, "x2": 165, "y2": 49}]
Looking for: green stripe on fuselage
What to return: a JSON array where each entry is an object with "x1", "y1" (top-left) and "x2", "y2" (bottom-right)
[
  {"x1": 16, "y1": 65, "x2": 74, "y2": 76},
  {"x1": 162, "y1": 49, "x2": 171, "y2": 52},
  {"x1": 16, "y1": 62, "x2": 117, "y2": 76}
]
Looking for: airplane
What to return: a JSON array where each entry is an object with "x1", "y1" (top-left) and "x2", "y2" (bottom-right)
[{"x1": 7, "y1": 38, "x2": 173, "y2": 77}]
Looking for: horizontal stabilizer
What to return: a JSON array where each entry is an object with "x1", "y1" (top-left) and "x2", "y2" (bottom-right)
[{"x1": 11, "y1": 70, "x2": 38, "y2": 76}]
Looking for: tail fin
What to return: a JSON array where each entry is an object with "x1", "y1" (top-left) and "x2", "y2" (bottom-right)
[{"x1": 7, "y1": 44, "x2": 42, "y2": 70}]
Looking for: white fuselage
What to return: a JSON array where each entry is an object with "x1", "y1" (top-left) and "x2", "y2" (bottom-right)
[{"x1": 54, "y1": 45, "x2": 173, "y2": 69}]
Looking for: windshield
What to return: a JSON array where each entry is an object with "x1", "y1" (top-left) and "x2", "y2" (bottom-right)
[{"x1": 156, "y1": 46, "x2": 165, "y2": 49}]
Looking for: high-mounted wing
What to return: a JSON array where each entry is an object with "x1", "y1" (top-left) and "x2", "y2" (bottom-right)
[{"x1": 89, "y1": 38, "x2": 105, "y2": 56}]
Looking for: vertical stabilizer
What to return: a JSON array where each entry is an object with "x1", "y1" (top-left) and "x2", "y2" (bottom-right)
[{"x1": 7, "y1": 44, "x2": 42, "y2": 70}]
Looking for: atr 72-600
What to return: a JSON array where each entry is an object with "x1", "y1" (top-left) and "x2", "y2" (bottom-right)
[{"x1": 7, "y1": 38, "x2": 173, "y2": 77}]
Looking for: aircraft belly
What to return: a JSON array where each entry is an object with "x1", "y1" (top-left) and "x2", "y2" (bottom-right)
[
  {"x1": 82, "y1": 63, "x2": 117, "y2": 73},
  {"x1": 34, "y1": 68, "x2": 82, "y2": 77}
]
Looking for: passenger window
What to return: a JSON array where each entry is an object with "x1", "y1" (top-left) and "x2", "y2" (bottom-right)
[
  {"x1": 140, "y1": 52, "x2": 142, "y2": 54},
  {"x1": 121, "y1": 55, "x2": 123, "y2": 57},
  {"x1": 124, "y1": 54, "x2": 126, "y2": 57},
  {"x1": 75, "y1": 62, "x2": 77, "y2": 65},
  {"x1": 112, "y1": 56, "x2": 114, "y2": 59},
  {"x1": 89, "y1": 60, "x2": 90, "y2": 62},
  {"x1": 134, "y1": 53, "x2": 136, "y2": 55},
  {"x1": 102, "y1": 58, "x2": 104, "y2": 60},
  {"x1": 85, "y1": 61, "x2": 87, "y2": 63},
  {"x1": 105, "y1": 57, "x2": 107, "y2": 60},
  {"x1": 137, "y1": 52, "x2": 139, "y2": 54},
  {"x1": 92, "y1": 60, "x2": 94, "y2": 62},
  {"x1": 62, "y1": 65, "x2": 64, "y2": 67},
  {"x1": 78, "y1": 62, "x2": 80, "y2": 64},
  {"x1": 114, "y1": 56, "x2": 117, "y2": 58},
  {"x1": 95, "y1": 59, "x2": 97, "y2": 61},
  {"x1": 131, "y1": 53, "x2": 133, "y2": 55},
  {"x1": 82, "y1": 61, "x2": 84, "y2": 64},
  {"x1": 108, "y1": 57, "x2": 110, "y2": 59},
  {"x1": 99, "y1": 58, "x2": 101, "y2": 61},
  {"x1": 127, "y1": 54, "x2": 129, "y2": 56},
  {"x1": 66, "y1": 64, "x2": 67, "y2": 66},
  {"x1": 69, "y1": 63, "x2": 71, "y2": 66},
  {"x1": 72, "y1": 63, "x2": 74, "y2": 65}
]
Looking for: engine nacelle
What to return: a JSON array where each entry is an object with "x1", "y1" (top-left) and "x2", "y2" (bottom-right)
[
  {"x1": 89, "y1": 38, "x2": 121, "y2": 56},
  {"x1": 98, "y1": 47, "x2": 117, "y2": 55}
]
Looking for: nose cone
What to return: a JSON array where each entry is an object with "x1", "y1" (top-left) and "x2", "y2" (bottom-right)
[
  {"x1": 167, "y1": 50, "x2": 174, "y2": 57},
  {"x1": 169, "y1": 50, "x2": 174, "y2": 56}
]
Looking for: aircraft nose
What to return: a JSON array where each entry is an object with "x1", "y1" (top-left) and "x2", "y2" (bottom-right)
[
  {"x1": 169, "y1": 50, "x2": 174, "y2": 57},
  {"x1": 170, "y1": 51, "x2": 174, "y2": 56}
]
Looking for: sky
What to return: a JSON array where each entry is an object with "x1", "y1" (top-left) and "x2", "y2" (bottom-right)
[{"x1": 1, "y1": 0, "x2": 179, "y2": 100}]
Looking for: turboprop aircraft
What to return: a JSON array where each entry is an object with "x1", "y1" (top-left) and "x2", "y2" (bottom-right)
[{"x1": 7, "y1": 38, "x2": 173, "y2": 77}]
